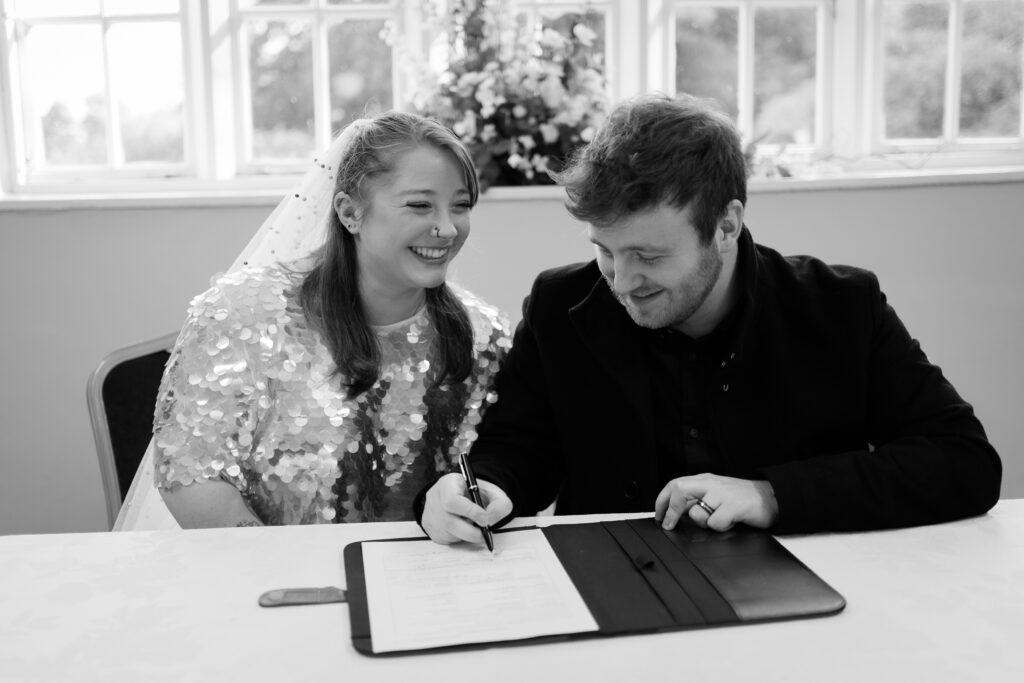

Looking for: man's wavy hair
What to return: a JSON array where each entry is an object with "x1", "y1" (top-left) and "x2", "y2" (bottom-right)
[{"x1": 552, "y1": 93, "x2": 747, "y2": 244}]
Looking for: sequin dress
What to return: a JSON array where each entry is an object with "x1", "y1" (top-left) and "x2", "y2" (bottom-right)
[{"x1": 153, "y1": 264, "x2": 511, "y2": 524}]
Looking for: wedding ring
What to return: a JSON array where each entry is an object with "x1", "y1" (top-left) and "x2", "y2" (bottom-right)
[{"x1": 695, "y1": 499, "x2": 716, "y2": 516}]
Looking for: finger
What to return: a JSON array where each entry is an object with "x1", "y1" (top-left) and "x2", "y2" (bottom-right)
[
  {"x1": 701, "y1": 498, "x2": 737, "y2": 533},
  {"x1": 705, "y1": 510, "x2": 736, "y2": 533},
  {"x1": 661, "y1": 491, "x2": 696, "y2": 531},
  {"x1": 688, "y1": 498, "x2": 716, "y2": 529},
  {"x1": 658, "y1": 477, "x2": 709, "y2": 529},
  {"x1": 444, "y1": 488, "x2": 482, "y2": 516},
  {"x1": 422, "y1": 474, "x2": 474, "y2": 543},
  {"x1": 445, "y1": 514, "x2": 496, "y2": 545},
  {"x1": 654, "y1": 485, "x2": 671, "y2": 522},
  {"x1": 477, "y1": 480, "x2": 512, "y2": 525},
  {"x1": 687, "y1": 505, "x2": 708, "y2": 528}
]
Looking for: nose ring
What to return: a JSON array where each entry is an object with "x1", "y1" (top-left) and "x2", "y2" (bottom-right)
[{"x1": 431, "y1": 226, "x2": 441, "y2": 238}]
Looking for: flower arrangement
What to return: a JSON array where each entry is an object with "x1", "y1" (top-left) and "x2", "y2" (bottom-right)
[{"x1": 394, "y1": 0, "x2": 610, "y2": 190}]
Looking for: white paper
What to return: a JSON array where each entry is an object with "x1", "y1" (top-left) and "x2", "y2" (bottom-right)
[{"x1": 360, "y1": 529, "x2": 599, "y2": 652}]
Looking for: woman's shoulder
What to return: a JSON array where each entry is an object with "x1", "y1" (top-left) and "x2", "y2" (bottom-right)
[
  {"x1": 189, "y1": 263, "x2": 303, "y2": 320},
  {"x1": 448, "y1": 283, "x2": 513, "y2": 350}
]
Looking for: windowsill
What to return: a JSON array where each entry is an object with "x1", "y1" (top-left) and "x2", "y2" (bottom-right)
[{"x1": 1, "y1": 166, "x2": 1022, "y2": 212}]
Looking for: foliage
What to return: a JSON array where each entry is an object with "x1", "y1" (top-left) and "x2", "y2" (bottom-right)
[{"x1": 391, "y1": 0, "x2": 610, "y2": 190}]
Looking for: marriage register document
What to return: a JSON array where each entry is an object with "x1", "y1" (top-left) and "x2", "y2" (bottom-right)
[{"x1": 360, "y1": 529, "x2": 599, "y2": 652}]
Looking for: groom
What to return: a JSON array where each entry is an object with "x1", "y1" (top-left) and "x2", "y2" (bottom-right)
[{"x1": 418, "y1": 93, "x2": 1001, "y2": 541}]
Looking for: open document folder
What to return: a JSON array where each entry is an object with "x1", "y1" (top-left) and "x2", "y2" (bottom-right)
[{"x1": 343, "y1": 517, "x2": 846, "y2": 655}]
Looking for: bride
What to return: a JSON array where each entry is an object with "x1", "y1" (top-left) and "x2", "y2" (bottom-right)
[{"x1": 151, "y1": 112, "x2": 511, "y2": 527}]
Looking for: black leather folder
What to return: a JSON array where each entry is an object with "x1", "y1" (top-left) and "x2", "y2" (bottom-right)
[{"x1": 343, "y1": 517, "x2": 846, "y2": 655}]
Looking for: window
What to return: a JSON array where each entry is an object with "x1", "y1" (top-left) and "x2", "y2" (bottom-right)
[
  {"x1": 876, "y1": 0, "x2": 1023, "y2": 149},
  {"x1": 670, "y1": 0, "x2": 827, "y2": 148},
  {"x1": 1, "y1": 0, "x2": 190, "y2": 187},
  {"x1": 0, "y1": 0, "x2": 405, "y2": 192},
  {"x1": 654, "y1": 0, "x2": 1024, "y2": 176},
  {"x1": 234, "y1": 0, "x2": 397, "y2": 172},
  {"x1": 1, "y1": 0, "x2": 1022, "y2": 195}
]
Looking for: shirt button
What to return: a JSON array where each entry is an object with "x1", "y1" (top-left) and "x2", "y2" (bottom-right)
[
  {"x1": 623, "y1": 480, "x2": 640, "y2": 500},
  {"x1": 688, "y1": 427, "x2": 700, "y2": 439},
  {"x1": 722, "y1": 383, "x2": 730, "y2": 392}
]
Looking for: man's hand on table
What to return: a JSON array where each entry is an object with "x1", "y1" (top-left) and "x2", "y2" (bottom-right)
[
  {"x1": 655, "y1": 474, "x2": 779, "y2": 532},
  {"x1": 421, "y1": 473, "x2": 513, "y2": 544}
]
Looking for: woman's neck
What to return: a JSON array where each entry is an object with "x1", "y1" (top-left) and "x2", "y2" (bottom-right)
[{"x1": 359, "y1": 282, "x2": 427, "y2": 326}]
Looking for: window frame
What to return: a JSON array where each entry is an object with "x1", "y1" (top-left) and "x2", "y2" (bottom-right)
[
  {"x1": 0, "y1": 0, "x2": 199, "y2": 191},
  {"x1": 867, "y1": 0, "x2": 1024, "y2": 154},
  {"x1": 1, "y1": 0, "x2": 1022, "y2": 199}
]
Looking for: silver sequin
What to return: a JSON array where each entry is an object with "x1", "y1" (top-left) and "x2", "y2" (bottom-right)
[{"x1": 153, "y1": 263, "x2": 511, "y2": 524}]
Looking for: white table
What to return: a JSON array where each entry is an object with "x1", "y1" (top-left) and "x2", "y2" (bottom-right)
[{"x1": 2, "y1": 503, "x2": 1023, "y2": 683}]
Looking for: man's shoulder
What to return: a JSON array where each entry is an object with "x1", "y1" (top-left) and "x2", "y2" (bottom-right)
[
  {"x1": 755, "y1": 243, "x2": 880, "y2": 296},
  {"x1": 531, "y1": 260, "x2": 602, "y2": 299}
]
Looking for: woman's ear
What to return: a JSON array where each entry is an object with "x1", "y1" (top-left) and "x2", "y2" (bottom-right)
[{"x1": 334, "y1": 191, "x2": 360, "y2": 233}]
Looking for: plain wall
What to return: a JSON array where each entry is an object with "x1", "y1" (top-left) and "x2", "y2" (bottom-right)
[{"x1": 1, "y1": 179, "x2": 1021, "y2": 534}]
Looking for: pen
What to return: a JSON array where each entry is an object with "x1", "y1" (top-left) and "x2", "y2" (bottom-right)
[{"x1": 458, "y1": 452, "x2": 495, "y2": 554}]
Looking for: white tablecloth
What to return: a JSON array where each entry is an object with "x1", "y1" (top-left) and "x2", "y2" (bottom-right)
[{"x1": 2, "y1": 501, "x2": 1022, "y2": 682}]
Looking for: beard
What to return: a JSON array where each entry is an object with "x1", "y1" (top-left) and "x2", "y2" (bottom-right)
[{"x1": 610, "y1": 242, "x2": 723, "y2": 330}]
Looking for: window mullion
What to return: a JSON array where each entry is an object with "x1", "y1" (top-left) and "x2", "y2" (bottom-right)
[
  {"x1": 17, "y1": 18, "x2": 41, "y2": 180},
  {"x1": 206, "y1": 0, "x2": 240, "y2": 179},
  {"x1": 313, "y1": 14, "x2": 330, "y2": 148},
  {"x1": 236, "y1": 12, "x2": 256, "y2": 170},
  {"x1": 864, "y1": 0, "x2": 885, "y2": 152},
  {"x1": 613, "y1": 0, "x2": 640, "y2": 99},
  {"x1": 815, "y1": 0, "x2": 832, "y2": 153},
  {"x1": 944, "y1": 0, "x2": 963, "y2": 143},
  {"x1": 830, "y1": 0, "x2": 864, "y2": 159},
  {"x1": 738, "y1": 2, "x2": 754, "y2": 141},
  {"x1": 395, "y1": 0, "x2": 421, "y2": 117},
  {"x1": 645, "y1": 0, "x2": 672, "y2": 94},
  {"x1": 1020, "y1": 3, "x2": 1024, "y2": 138},
  {"x1": 181, "y1": 0, "x2": 210, "y2": 180},
  {"x1": 102, "y1": 17, "x2": 123, "y2": 169},
  {"x1": 0, "y1": 12, "x2": 21, "y2": 191}
]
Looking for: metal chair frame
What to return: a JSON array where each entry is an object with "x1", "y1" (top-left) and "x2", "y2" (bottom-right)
[{"x1": 86, "y1": 332, "x2": 178, "y2": 529}]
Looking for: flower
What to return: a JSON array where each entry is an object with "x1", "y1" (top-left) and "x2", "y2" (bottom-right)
[{"x1": 391, "y1": 0, "x2": 609, "y2": 190}]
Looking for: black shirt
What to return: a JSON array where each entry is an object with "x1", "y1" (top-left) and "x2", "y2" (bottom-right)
[{"x1": 647, "y1": 299, "x2": 745, "y2": 483}]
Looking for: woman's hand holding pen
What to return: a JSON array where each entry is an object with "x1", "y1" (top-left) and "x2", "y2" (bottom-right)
[{"x1": 422, "y1": 473, "x2": 513, "y2": 546}]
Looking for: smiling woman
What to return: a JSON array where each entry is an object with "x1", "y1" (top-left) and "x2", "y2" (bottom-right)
[{"x1": 152, "y1": 112, "x2": 512, "y2": 527}]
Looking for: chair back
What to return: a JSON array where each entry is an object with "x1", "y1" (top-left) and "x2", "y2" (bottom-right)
[{"x1": 87, "y1": 333, "x2": 178, "y2": 529}]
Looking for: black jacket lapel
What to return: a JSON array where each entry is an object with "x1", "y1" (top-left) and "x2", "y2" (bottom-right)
[{"x1": 568, "y1": 278, "x2": 657, "y2": 450}]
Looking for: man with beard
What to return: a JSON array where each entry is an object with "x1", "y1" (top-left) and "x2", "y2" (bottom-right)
[{"x1": 418, "y1": 93, "x2": 1001, "y2": 540}]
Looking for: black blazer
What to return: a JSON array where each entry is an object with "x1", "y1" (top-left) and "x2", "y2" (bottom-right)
[{"x1": 467, "y1": 228, "x2": 1001, "y2": 534}]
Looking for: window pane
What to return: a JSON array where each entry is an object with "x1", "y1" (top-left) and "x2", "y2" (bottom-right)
[
  {"x1": 327, "y1": 19, "x2": 393, "y2": 130},
  {"x1": 883, "y1": 0, "x2": 948, "y2": 139},
  {"x1": 675, "y1": 6, "x2": 739, "y2": 118},
  {"x1": 27, "y1": 24, "x2": 107, "y2": 164},
  {"x1": 102, "y1": 0, "x2": 180, "y2": 14},
  {"x1": 247, "y1": 20, "x2": 315, "y2": 160},
  {"x1": 12, "y1": 0, "x2": 100, "y2": 17},
  {"x1": 960, "y1": 0, "x2": 1023, "y2": 137},
  {"x1": 109, "y1": 22, "x2": 185, "y2": 163},
  {"x1": 753, "y1": 5, "x2": 817, "y2": 145}
]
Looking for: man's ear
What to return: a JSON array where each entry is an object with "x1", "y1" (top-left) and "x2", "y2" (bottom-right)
[
  {"x1": 333, "y1": 191, "x2": 360, "y2": 233},
  {"x1": 715, "y1": 199, "x2": 745, "y2": 252}
]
